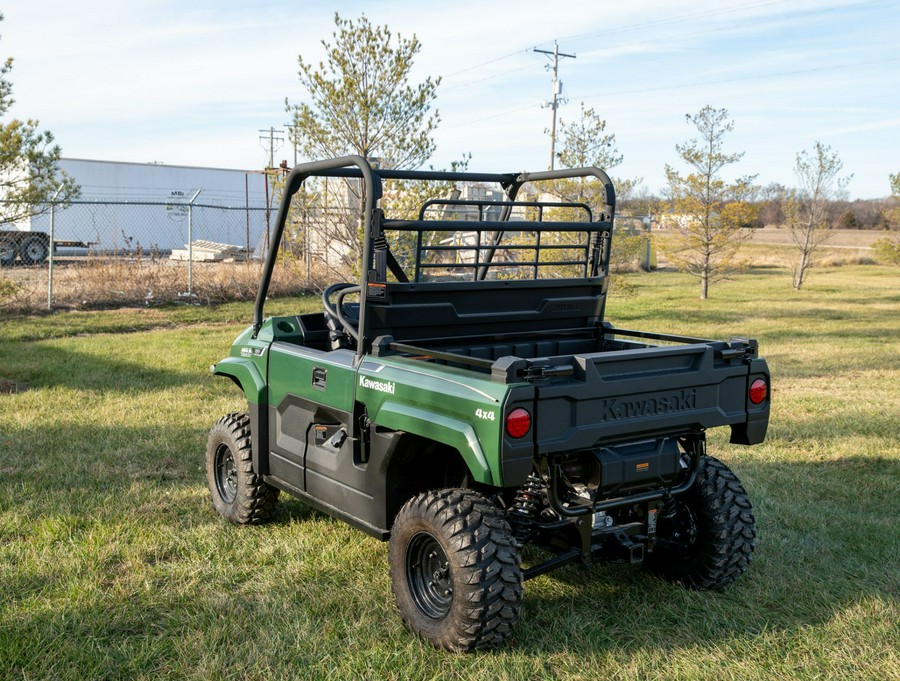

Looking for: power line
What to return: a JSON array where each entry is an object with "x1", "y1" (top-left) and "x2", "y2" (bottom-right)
[
  {"x1": 440, "y1": 63, "x2": 536, "y2": 94},
  {"x1": 438, "y1": 53, "x2": 896, "y2": 138},
  {"x1": 578, "y1": 55, "x2": 900, "y2": 101},
  {"x1": 436, "y1": 0, "x2": 879, "y2": 98},
  {"x1": 440, "y1": 0, "x2": 792, "y2": 88},
  {"x1": 440, "y1": 48, "x2": 532, "y2": 81},
  {"x1": 440, "y1": 103, "x2": 540, "y2": 131},
  {"x1": 553, "y1": 0, "x2": 790, "y2": 44}
]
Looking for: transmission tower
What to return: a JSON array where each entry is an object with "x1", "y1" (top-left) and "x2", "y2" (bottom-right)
[{"x1": 534, "y1": 42, "x2": 576, "y2": 170}]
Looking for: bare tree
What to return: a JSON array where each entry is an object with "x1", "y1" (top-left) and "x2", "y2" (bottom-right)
[
  {"x1": 547, "y1": 103, "x2": 641, "y2": 208},
  {"x1": 663, "y1": 106, "x2": 757, "y2": 299},
  {"x1": 786, "y1": 142, "x2": 851, "y2": 290}
]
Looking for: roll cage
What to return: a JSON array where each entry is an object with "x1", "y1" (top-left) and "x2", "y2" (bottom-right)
[{"x1": 252, "y1": 155, "x2": 617, "y2": 362}]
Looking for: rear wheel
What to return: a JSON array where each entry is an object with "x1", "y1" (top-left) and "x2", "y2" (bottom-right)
[
  {"x1": 18, "y1": 235, "x2": 49, "y2": 265},
  {"x1": 646, "y1": 455, "x2": 756, "y2": 590},
  {"x1": 389, "y1": 488, "x2": 523, "y2": 652},
  {"x1": 206, "y1": 412, "x2": 279, "y2": 525}
]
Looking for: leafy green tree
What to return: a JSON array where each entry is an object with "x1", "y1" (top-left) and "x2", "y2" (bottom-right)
[
  {"x1": 663, "y1": 106, "x2": 757, "y2": 299},
  {"x1": 0, "y1": 13, "x2": 78, "y2": 226},
  {"x1": 556, "y1": 104, "x2": 622, "y2": 171},
  {"x1": 284, "y1": 13, "x2": 442, "y2": 273},
  {"x1": 785, "y1": 142, "x2": 851, "y2": 290}
]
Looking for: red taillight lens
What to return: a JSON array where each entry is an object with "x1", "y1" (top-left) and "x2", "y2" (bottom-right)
[
  {"x1": 749, "y1": 378, "x2": 768, "y2": 405},
  {"x1": 505, "y1": 408, "x2": 531, "y2": 438}
]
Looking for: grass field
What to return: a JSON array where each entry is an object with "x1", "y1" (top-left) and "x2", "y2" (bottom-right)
[{"x1": 1, "y1": 264, "x2": 898, "y2": 680}]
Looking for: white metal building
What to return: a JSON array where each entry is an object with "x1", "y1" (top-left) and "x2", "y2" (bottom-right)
[{"x1": 19, "y1": 159, "x2": 276, "y2": 253}]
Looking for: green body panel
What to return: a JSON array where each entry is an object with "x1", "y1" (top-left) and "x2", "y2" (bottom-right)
[
  {"x1": 355, "y1": 357, "x2": 519, "y2": 486},
  {"x1": 267, "y1": 346, "x2": 357, "y2": 414},
  {"x1": 233, "y1": 319, "x2": 519, "y2": 486}
]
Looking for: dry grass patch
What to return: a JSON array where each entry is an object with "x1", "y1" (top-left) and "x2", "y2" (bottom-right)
[{"x1": 0, "y1": 256, "x2": 340, "y2": 313}]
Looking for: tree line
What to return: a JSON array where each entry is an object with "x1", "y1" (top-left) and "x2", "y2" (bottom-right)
[{"x1": 3, "y1": 12, "x2": 898, "y2": 299}]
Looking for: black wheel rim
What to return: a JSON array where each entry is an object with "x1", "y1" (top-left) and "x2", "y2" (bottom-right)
[
  {"x1": 214, "y1": 443, "x2": 238, "y2": 503},
  {"x1": 663, "y1": 500, "x2": 700, "y2": 559},
  {"x1": 406, "y1": 532, "x2": 453, "y2": 619}
]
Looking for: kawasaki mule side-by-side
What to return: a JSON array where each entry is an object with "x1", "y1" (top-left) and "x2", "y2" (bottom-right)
[{"x1": 205, "y1": 156, "x2": 769, "y2": 651}]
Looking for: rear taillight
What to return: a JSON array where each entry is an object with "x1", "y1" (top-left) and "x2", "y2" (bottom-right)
[
  {"x1": 749, "y1": 378, "x2": 768, "y2": 405},
  {"x1": 505, "y1": 408, "x2": 531, "y2": 438}
]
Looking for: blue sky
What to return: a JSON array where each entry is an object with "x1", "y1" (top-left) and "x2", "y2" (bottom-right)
[{"x1": 2, "y1": 0, "x2": 897, "y2": 198}]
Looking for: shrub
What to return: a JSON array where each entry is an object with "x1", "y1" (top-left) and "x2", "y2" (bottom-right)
[
  {"x1": 0, "y1": 275, "x2": 23, "y2": 308},
  {"x1": 873, "y1": 236, "x2": 900, "y2": 265}
]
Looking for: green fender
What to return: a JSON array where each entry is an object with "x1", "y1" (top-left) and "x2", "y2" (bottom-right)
[
  {"x1": 212, "y1": 357, "x2": 266, "y2": 405},
  {"x1": 375, "y1": 402, "x2": 497, "y2": 486}
]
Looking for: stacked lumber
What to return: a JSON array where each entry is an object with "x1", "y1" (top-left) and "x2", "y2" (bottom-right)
[{"x1": 169, "y1": 240, "x2": 250, "y2": 262}]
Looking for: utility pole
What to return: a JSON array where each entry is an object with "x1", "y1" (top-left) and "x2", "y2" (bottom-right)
[
  {"x1": 534, "y1": 42, "x2": 575, "y2": 170},
  {"x1": 284, "y1": 122, "x2": 299, "y2": 167},
  {"x1": 258, "y1": 126, "x2": 284, "y2": 169}
]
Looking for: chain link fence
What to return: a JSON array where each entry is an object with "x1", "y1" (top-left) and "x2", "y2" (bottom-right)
[
  {"x1": 0, "y1": 198, "x2": 357, "y2": 312},
  {"x1": 0, "y1": 196, "x2": 653, "y2": 313}
]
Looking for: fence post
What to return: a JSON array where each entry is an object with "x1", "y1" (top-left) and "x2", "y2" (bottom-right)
[
  {"x1": 187, "y1": 189, "x2": 202, "y2": 297},
  {"x1": 47, "y1": 184, "x2": 64, "y2": 310}
]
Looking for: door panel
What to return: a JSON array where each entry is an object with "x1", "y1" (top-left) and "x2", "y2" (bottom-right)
[{"x1": 266, "y1": 343, "x2": 379, "y2": 522}]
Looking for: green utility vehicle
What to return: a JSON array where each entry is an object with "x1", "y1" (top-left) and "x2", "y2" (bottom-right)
[{"x1": 206, "y1": 156, "x2": 770, "y2": 651}]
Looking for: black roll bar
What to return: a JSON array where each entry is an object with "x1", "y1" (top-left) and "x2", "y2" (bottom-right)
[
  {"x1": 251, "y1": 156, "x2": 617, "y2": 363},
  {"x1": 252, "y1": 155, "x2": 382, "y2": 338}
]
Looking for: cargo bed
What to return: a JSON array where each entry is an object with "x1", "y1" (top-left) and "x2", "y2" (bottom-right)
[{"x1": 380, "y1": 323, "x2": 769, "y2": 447}]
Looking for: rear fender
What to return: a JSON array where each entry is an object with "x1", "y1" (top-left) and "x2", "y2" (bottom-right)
[{"x1": 374, "y1": 402, "x2": 496, "y2": 486}]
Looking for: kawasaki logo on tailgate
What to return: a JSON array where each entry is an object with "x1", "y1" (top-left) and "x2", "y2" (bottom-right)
[{"x1": 600, "y1": 389, "x2": 697, "y2": 421}]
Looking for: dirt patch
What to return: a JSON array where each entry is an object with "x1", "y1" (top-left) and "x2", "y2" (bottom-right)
[
  {"x1": 653, "y1": 227, "x2": 884, "y2": 248},
  {"x1": 744, "y1": 228, "x2": 881, "y2": 248}
]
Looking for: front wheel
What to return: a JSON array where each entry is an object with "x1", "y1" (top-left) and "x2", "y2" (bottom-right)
[
  {"x1": 205, "y1": 412, "x2": 279, "y2": 525},
  {"x1": 0, "y1": 237, "x2": 17, "y2": 266},
  {"x1": 389, "y1": 489, "x2": 523, "y2": 652},
  {"x1": 646, "y1": 455, "x2": 756, "y2": 590}
]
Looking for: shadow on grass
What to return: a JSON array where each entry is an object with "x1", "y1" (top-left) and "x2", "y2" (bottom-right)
[{"x1": 0, "y1": 343, "x2": 198, "y2": 392}]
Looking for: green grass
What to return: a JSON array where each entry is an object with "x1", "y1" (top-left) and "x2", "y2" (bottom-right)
[{"x1": 1, "y1": 265, "x2": 898, "y2": 680}]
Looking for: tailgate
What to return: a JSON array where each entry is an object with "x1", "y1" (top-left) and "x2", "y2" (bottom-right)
[{"x1": 533, "y1": 343, "x2": 765, "y2": 452}]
